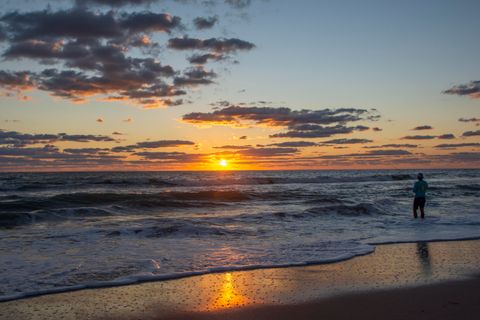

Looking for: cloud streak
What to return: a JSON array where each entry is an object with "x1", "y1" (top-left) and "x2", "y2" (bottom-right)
[
  {"x1": 435, "y1": 143, "x2": 480, "y2": 149},
  {"x1": 318, "y1": 138, "x2": 373, "y2": 145},
  {"x1": 168, "y1": 37, "x2": 255, "y2": 53},
  {"x1": 0, "y1": 129, "x2": 116, "y2": 147},
  {"x1": 459, "y1": 117, "x2": 480, "y2": 123},
  {"x1": 443, "y1": 81, "x2": 480, "y2": 99},
  {"x1": 463, "y1": 130, "x2": 480, "y2": 137},
  {"x1": 412, "y1": 125, "x2": 433, "y2": 130},
  {"x1": 401, "y1": 134, "x2": 456, "y2": 140},
  {"x1": 111, "y1": 139, "x2": 195, "y2": 152},
  {"x1": 267, "y1": 141, "x2": 317, "y2": 147}
]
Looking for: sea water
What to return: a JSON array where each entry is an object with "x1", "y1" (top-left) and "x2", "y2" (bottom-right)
[{"x1": 1, "y1": 169, "x2": 479, "y2": 301}]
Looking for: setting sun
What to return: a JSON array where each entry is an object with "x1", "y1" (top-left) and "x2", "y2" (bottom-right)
[{"x1": 219, "y1": 159, "x2": 228, "y2": 168}]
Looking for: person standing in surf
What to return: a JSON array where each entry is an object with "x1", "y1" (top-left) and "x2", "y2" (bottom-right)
[{"x1": 413, "y1": 173, "x2": 428, "y2": 219}]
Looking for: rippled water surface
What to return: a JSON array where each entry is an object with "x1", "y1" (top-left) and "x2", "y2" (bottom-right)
[{"x1": 1, "y1": 169, "x2": 479, "y2": 300}]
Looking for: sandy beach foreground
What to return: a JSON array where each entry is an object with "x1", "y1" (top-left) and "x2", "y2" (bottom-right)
[{"x1": 1, "y1": 240, "x2": 480, "y2": 320}]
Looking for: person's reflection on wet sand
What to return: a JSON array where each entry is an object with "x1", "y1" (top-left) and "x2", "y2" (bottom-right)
[{"x1": 416, "y1": 242, "x2": 432, "y2": 275}]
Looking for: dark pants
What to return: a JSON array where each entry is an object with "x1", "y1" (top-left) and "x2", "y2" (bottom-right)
[{"x1": 413, "y1": 197, "x2": 426, "y2": 218}]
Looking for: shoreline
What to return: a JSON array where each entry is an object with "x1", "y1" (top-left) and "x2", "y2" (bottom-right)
[
  {"x1": 2, "y1": 239, "x2": 480, "y2": 319},
  {"x1": 3, "y1": 236, "x2": 480, "y2": 304}
]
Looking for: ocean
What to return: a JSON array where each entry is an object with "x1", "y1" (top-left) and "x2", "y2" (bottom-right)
[{"x1": 1, "y1": 169, "x2": 479, "y2": 301}]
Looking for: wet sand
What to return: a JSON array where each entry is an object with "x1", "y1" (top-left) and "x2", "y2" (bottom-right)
[
  {"x1": 1, "y1": 240, "x2": 480, "y2": 320},
  {"x1": 167, "y1": 277, "x2": 480, "y2": 320}
]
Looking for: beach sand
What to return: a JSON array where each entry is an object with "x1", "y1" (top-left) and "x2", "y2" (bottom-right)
[{"x1": 1, "y1": 240, "x2": 480, "y2": 320}]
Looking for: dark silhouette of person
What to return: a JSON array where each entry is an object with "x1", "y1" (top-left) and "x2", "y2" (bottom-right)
[{"x1": 412, "y1": 173, "x2": 428, "y2": 219}]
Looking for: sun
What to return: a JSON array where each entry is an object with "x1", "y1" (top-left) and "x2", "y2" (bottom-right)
[{"x1": 219, "y1": 159, "x2": 228, "y2": 168}]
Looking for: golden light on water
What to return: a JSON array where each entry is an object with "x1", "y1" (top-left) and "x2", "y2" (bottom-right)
[{"x1": 209, "y1": 272, "x2": 249, "y2": 310}]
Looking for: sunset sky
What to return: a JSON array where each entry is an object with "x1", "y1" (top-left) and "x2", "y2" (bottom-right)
[{"x1": 0, "y1": 0, "x2": 479, "y2": 171}]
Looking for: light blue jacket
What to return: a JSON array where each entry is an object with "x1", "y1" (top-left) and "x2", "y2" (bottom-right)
[{"x1": 413, "y1": 180, "x2": 428, "y2": 198}]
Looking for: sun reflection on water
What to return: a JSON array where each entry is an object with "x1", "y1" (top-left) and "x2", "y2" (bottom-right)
[{"x1": 209, "y1": 272, "x2": 249, "y2": 310}]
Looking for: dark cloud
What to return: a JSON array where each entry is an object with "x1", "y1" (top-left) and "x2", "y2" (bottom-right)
[
  {"x1": 239, "y1": 135, "x2": 247, "y2": 140},
  {"x1": 463, "y1": 130, "x2": 480, "y2": 137},
  {"x1": 0, "y1": 5, "x2": 254, "y2": 107},
  {"x1": 319, "y1": 149, "x2": 412, "y2": 159},
  {"x1": 183, "y1": 106, "x2": 376, "y2": 127},
  {"x1": 435, "y1": 143, "x2": 480, "y2": 149},
  {"x1": 450, "y1": 152, "x2": 480, "y2": 161},
  {"x1": 458, "y1": 118, "x2": 480, "y2": 127},
  {"x1": 210, "y1": 145, "x2": 301, "y2": 158},
  {"x1": 0, "y1": 145, "x2": 59, "y2": 156},
  {"x1": 401, "y1": 135, "x2": 436, "y2": 140},
  {"x1": 193, "y1": 16, "x2": 218, "y2": 30},
  {"x1": 402, "y1": 134, "x2": 456, "y2": 140},
  {"x1": 168, "y1": 36, "x2": 255, "y2": 53},
  {"x1": 213, "y1": 145, "x2": 252, "y2": 150},
  {"x1": 355, "y1": 125, "x2": 370, "y2": 131},
  {"x1": 319, "y1": 138, "x2": 373, "y2": 145},
  {"x1": 443, "y1": 81, "x2": 480, "y2": 99},
  {"x1": 174, "y1": 67, "x2": 217, "y2": 86},
  {"x1": 238, "y1": 147, "x2": 299, "y2": 157},
  {"x1": 76, "y1": 0, "x2": 156, "y2": 6},
  {"x1": 2, "y1": 9, "x2": 120, "y2": 41},
  {"x1": 187, "y1": 53, "x2": 224, "y2": 64},
  {"x1": 3, "y1": 40, "x2": 78, "y2": 60},
  {"x1": 1, "y1": 9, "x2": 180, "y2": 42},
  {"x1": 0, "y1": 144, "x2": 125, "y2": 170},
  {"x1": 63, "y1": 148, "x2": 110, "y2": 154},
  {"x1": 359, "y1": 149, "x2": 412, "y2": 156},
  {"x1": 133, "y1": 151, "x2": 203, "y2": 162},
  {"x1": 183, "y1": 105, "x2": 377, "y2": 139},
  {"x1": 209, "y1": 145, "x2": 299, "y2": 159},
  {"x1": 0, "y1": 71, "x2": 34, "y2": 90},
  {"x1": 363, "y1": 144, "x2": 418, "y2": 149},
  {"x1": 135, "y1": 140, "x2": 195, "y2": 148},
  {"x1": 0, "y1": 128, "x2": 199, "y2": 169},
  {"x1": 2, "y1": 42, "x2": 184, "y2": 105},
  {"x1": 270, "y1": 125, "x2": 369, "y2": 138},
  {"x1": 111, "y1": 139, "x2": 194, "y2": 152},
  {"x1": 432, "y1": 152, "x2": 480, "y2": 163},
  {"x1": 0, "y1": 144, "x2": 123, "y2": 160},
  {"x1": 120, "y1": 12, "x2": 182, "y2": 34},
  {"x1": 372, "y1": 127, "x2": 382, "y2": 132},
  {"x1": 1, "y1": 39, "x2": 183, "y2": 106},
  {"x1": 267, "y1": 141, "x2": 317, "y2": 147},
  {"x1": 458, "y1": 117, "x2": 480, "y2": 123},
  {"x1": 412, "y1": 125, "x2": 433, "y2": 130},
  {"x1": 58, "y1": 133, "x2": 116, "y2": 142},
  {"x1": 437, "y1": 133, "x2": 455, "y2": 140},
  {"x1": 0, "y1": 129, "x2": 115, "y2": 147}
]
